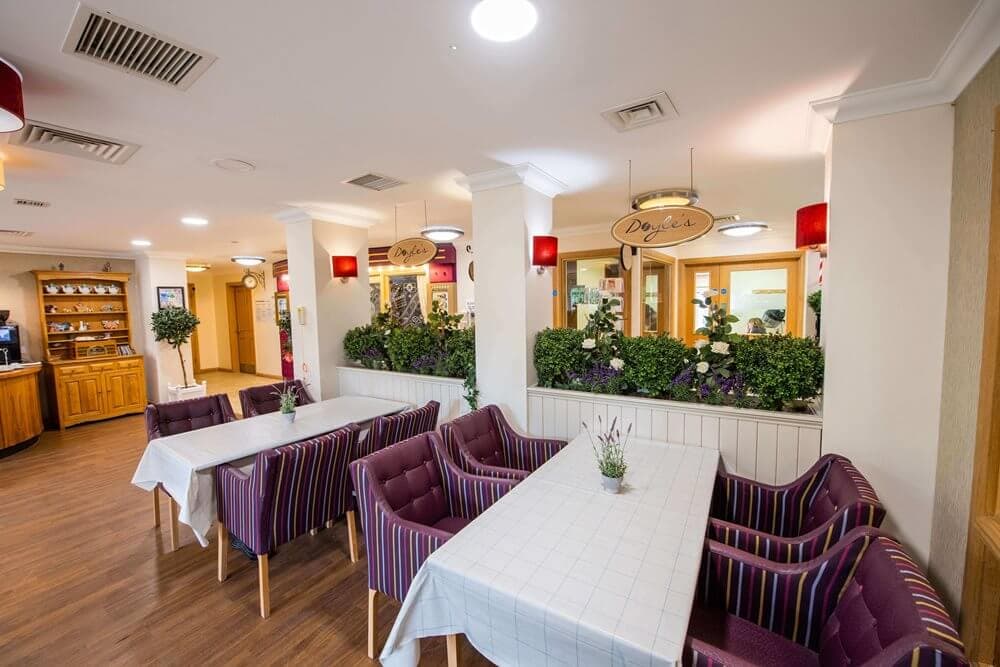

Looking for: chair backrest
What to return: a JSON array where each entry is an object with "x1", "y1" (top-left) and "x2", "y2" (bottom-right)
[
  {"x1": 360, "y1": 400, "x2": 440, "y2": 459},
  {"x1": 145, "y1": 393, "x2": 237, "y2": 440},
  {"x1": 820, "y1": 536, "x2": 966, "y2": 665},
  {"x1": 439, "y1": 405, "x2": 505, "y2": 469},
  {"x1": 238, "y1": 380, "x2": 313, "y2": 417},
  {"x1": 354, "y1": 432, "x2": 449, "y2": 528},
  {"x1": 801, "y1": 457, "x2": 884, "y2": 533}
]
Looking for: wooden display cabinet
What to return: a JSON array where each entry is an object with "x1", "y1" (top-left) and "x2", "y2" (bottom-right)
[{"x1": 32, "y1": 271, "x2": 147, "y2": 429}]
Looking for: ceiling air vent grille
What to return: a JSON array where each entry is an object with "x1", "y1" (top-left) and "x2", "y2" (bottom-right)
[
  {"x1": 62, "y1": 4, "x2": 216, "y2": 90},
  {"x1": 344, "y1": 173, "x2": 406, "y2": 192},
  {"x1": 0, "y1": 229, "x2": 35, "y2": 238},
  {"x1": 601, "y1": 92, "x2": 679, "y2": 132},
  {"x1": 14, "y1": 199, "x2": 51, "y2": 208},
  {"x1": 9, "y1": 120, "x2": 140, "y2": 165}
]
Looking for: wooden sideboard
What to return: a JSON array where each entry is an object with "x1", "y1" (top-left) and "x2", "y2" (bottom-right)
[
  {"x1": 0, "y1": 365, "x2": 44, "y2": 453},
  {"x1": 45, "y1": 356, "x2": 147, "y2": 430}
]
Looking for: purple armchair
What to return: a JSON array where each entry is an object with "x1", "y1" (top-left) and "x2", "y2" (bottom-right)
[
  {"x1": 710, "y1": 453, "x2": 885, "y2": 562},
  {"x1": 238, "y1": 380, "x2": 314, "y2": 417},
  {"x1": 144, "y1": 394, "x2": 238, "y2": 550},
  {"x1": 356, "y1": 400, "x2": 440, "y2": 460},
  {"x1": 686, "y1": 527, "x2": 968, "y2": 666},
  {"x1": 439, "y1": 404, "x2": 566, "y2": 481},
  {"x1": 215, "y1": 424, "x2": 360, "y2": 618},
  {"x1": 350, "y1": 431, "x2": 517, "y2": 658}
]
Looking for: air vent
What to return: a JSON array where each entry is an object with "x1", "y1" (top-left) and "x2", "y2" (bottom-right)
[
  {"x1": 14, "y1": 198, "x2": 51, "y2": 208},
  {"x1": 62, "y1": 4, "x2": 216, "y2": 90},
  {"x1": 0, "y1": 229, "x2": 34, "y2": 238},
  {"x1": 601, "y1": 92, "x2": 678, "y2": 132},
  {"x1": 9, "y1": 120, "x2": 140, "y2": 165},
  {"x1": 344, "y1": 173, "x2": 406, "y2": 192}
]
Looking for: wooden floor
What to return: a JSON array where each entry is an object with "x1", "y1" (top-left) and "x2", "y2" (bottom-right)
[{"x1": 0, "y1": 415, "x2": 490, "y2": 665}]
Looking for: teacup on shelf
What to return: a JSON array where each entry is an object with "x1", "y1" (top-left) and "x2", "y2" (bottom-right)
[
  {"x1": 93, "y1": 285, "x2": 108, "y2": 295},
  {"x1": 60, "y1": 284, "x2": 76, "y2": 294},
  {"x1": 45, "y1": 284, "x2": 60, "y2": 294},
  {"x1": 78, "y1": 285, "x2": 93, "y2": 294},
  {"x1": 107, "y1": 285, "x2": 121, "y2": 295}
]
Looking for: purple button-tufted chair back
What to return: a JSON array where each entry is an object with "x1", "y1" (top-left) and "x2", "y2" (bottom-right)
[
  {"x1": 443, "y1": 405, "x2": 504, "y2": 466},
  {"x1": 145, "y1": 393, "x2": 238, "y2": 441},
  {"x1": 801, "y1": 457, "x2": 883, "y2": 534},
  {"x1": 238, "y1": 380, "x2": 314, "y2": 417},
  {"x1": 366, "y1": 432, "x2": 449, "y2": 527}
]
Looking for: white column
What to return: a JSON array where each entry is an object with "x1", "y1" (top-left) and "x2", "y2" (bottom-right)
[
  {"x1": 822, "y1": 104, "x2": 953, "y2": 564},
  {"x1": 134, "y1": 252, "x2": 193, "y2": 402},
  {"x1": 459, "y1": 164, "x2": 566, "y2": 428},
  {"x1": 278, "y1": 209, "x2": 371, "y2": 400}
]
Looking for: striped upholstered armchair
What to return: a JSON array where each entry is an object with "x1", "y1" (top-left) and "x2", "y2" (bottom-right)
[
  {"x1": 709, "y1": 454, "x2": 885, "y2": 562},
  {"x1": 215, "y1": 424, "x2": 360, "y2": 618},
  {"x1": 356, "y1": 399, "x2": 440, "y2": 460},
  {"x1": 350, "y1": 431, "x2": 516, "y2": 658},
  {"x1": 238, "y1": 380, "x2": 314, "y2": 417},
  {"x1": 439, "y1": 404, "x2": 566, "y2": 481},
  {"x1": 686, "y1": 527, "x2": 968, "y2": 666}
]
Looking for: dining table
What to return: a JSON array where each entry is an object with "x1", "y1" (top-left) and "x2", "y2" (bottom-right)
[
  {"x1": 380, "y1": 433, "x2": 719, "y2": 666},
  {"x1": 131, "y1": 395, "x2": 409, "y2": 547}
]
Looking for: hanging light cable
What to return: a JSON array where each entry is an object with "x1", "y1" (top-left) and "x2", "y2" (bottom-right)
[{"x1": 420, "y1": 198, "x2": 464, "y2": 242}]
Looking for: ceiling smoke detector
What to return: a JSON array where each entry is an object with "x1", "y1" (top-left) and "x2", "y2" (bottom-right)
[
  {"x1": 343, "y1": 172, "x2": 406, "y2": 192},
  {"x1": 211, "y1": 157, "x2": 255, "y2": 173},
  {"x1": 602, "y1": 92, "x2": 678, "y2": 132}
]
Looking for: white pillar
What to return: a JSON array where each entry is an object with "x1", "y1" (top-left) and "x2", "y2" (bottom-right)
[
  {"x1": 135, "y1": 252, "x2": 193, "y2": 402},
  {"x1": 458, "y1": 164, "x2": 566, "y2": 428},
  {"x1": 278, "y1": 209, "x2": 371, "y2": 400}
]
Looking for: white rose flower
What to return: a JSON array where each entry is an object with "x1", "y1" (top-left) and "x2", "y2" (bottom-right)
[
  {"x1": 609, "y1": 358, "x2": 625, "y2": 371},
  {"x1": 711, "y1": 342, "x2": 730, "y2": 355},
  {"x1": 696, "y1": 361, "x2": 710, "y2": 374},
  {"x1": 582, "y1": 338, "x2": 596, "y2": 350},
  {"x1": 694, "y1": 340, "x2": 708, "y2": 350}
]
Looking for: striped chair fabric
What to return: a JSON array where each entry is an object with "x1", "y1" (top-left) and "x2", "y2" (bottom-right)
[
  {"x1": 439, "y1": 404, "x2": 566, "y2": 481},
  {"x1": 356, "y1": 400, "x2": 440, "y2": 460},
  {"x1": 686, "y1": 528, "x2": 968, "y2": 666},
  {"x1": 710, "y1": 454, "x2": 885, "y2": 562},
  {"x1": 238, "y1": 380, "x2": 314, "y2": 417},
  {"x1": 216, "y1": 424, "x2": 360, "y2": 555}
]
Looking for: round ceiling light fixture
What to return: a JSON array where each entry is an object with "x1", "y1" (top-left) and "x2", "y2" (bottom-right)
[
  {"x1": 632, "y1": 188, "x2": 699, "y2": 210},
  {"x1": 421, "y1": 225, "x2": 464, "y2": 242},
  {"x1": 211, "y1": 157, "x2": 256, "y2": 173},
  {"x1": 716, "y1": 215, "x2": 770, "y2": 238},
  {"x1": 470, "y1": 0, "x2": 538, "y2": 42},
  {"x1": 181, "y1": 216, "x2": 209, "y2": 226},
  {"x1": 185, "y1": 263, "x2": 211, "y2": 273},
  {"x1": 131, "y1": 239, "x2": 152, "y2": 247},
  {"x1": 231, "y1": 255, "x2": 266, "y2": 266}
]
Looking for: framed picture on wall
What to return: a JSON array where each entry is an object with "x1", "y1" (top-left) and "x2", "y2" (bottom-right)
[
  {"x1": 156, "y1": 286, "x2": 186, "y2": 310},
  {"x1": 274, "y1": 291, "x2": 290, "y2": 325},
  {"x1": 428, "y1": 283, "x2": 457, "y2": 314}
]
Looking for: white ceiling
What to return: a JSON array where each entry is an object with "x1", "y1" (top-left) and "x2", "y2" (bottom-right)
[{"x1": 0, "y1": 0, "x2": 979, "y2": 262}]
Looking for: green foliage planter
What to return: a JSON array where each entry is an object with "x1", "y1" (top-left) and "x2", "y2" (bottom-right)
[
  {"x1": 734, "y1": 335, "x2": 825, "y2": 411},
  {"x1": 619, "y1": 335, "x2": 688, "y2": 397},
  {"x1": 343, "y1": 324, "x2": 390, "y2": 370}
]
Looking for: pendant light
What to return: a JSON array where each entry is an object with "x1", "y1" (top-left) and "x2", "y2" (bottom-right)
[
  {"x1": 631, "y1": 148, "x2": 700, "y2": 209},
  {"x1": 0, "y1": 57, "x2": 24, "y2": 133},
  {"x1": 716, "y1": 215, "x2": 769, "y2": 237},
  {"x1": 419, "y1": 200, "x2": 464, "y2": 243}
]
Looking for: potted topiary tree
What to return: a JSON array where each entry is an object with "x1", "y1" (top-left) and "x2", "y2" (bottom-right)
[{"x1": 150, "y1": 306, "x2": 206, "y2": 401}]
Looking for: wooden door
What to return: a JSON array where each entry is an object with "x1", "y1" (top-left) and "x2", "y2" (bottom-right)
[
  {"x1": 682, "y1": 265, "x2": 720, "y2": 343},
  {"x1": 0, "y1": 372, "x2": 43, "y2": 447},
  {"x1": 188, "y1": 283, "x2": 201, "y2": 373},
  {"x1": 103, "y1": 370, "x2": 145, "y2": 415},
  {"x1": 228, "y1": 285, "x2": 256, "y2": 374},
  {"x1": 59, "y1": 374, "x2": 104, "y2": 424}
]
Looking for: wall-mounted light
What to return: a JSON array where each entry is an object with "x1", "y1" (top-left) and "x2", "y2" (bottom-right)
[
  {"x1": 796, "y1": 203, "x2": 828, "y2": 255},
  {"x1": 0, "y1": 159, "x2": 5, "y2": 192},
  {"x1": 332, "y1": 255, "x2": 359, "y2": 283},
  {"x1": 0, "y1": 57, "x2": 25, "y2": 133},
  {"x1": 532, "y1": 235, "x2": 558, "y2": 274}
]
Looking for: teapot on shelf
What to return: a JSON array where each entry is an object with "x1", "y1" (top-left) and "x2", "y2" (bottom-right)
[
  {"x1": 107, "y1": 285, "x2": 121, "y2": 295},
  {"x1": 78, "y1": 285, "x2": 93, "y2": 295},
  {"x1": 44, "y1": 284, "x2": 60, "y2": 295},
  {"x1": 60, "y1": 284, "x2": 76, "y2": 294}
]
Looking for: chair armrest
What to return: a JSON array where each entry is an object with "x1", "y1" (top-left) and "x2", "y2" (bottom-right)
[
  {"x1": 216, "y1": 461, "x2": 269, "y2": 554},
  {"x1": 432, "y1": 434, "x2": 518, "y2": 519},
  {"x1": 462, "y1": 457, "x2": 528, "y2": 482},
  {"x1": 490, "y1": 405, "x2": 566, "y2": 473}
]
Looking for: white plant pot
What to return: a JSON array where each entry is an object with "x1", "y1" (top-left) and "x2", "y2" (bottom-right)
[
  {"x1": 601, "y1": 474, "x2": 623, "y2": 494},
  {"x1": 281, "y1": 411, "x2": 296, "y2": 424},
  {"x1": 167, "y1": 381, "x2": 208, "y2": 402}
]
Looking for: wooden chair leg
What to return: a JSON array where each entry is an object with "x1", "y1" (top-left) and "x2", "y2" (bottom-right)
[
  {"x1": 152, "y1": 486, "x2": 161, "y2": 528},
  {"x1": 446, "y1": 633, "x2": 460, "y2": 667},
  {"x1": 168, "y1": 497, "x2": 179, "y2": 551},
  {"x1": 368, "y1": 588, "x2": 377, "y2": 659},
  {"x1": 325, "y1": 519, "x2": 334, "y2": 529},
  {"x1": 347, "y1": 510, "x2": 359, "y2": 563},
  {"x1": 258, "y1": 553, "x2": 270, "y2": 619},
  {"x1": 310, "y1": 528, "x2": 318, "y2": 536},
  {"x1": 217, "y1": 522, "x2": 229, "y2": 582}
]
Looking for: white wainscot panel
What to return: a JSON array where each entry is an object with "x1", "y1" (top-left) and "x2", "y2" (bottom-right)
[
  {"x1": 526, "y1": 387, "x2": 824, "y2": 484},
  {"x1": 336, "y1": 367, "x2": 468, "y2": 424}
]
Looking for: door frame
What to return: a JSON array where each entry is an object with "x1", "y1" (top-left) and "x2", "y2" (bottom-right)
[
  {"x1": 678, "y1": 251, "x2": 804, "y2": 343},
  {"x1": 552, "y1": 248, "x2": 632, "y2": 333},
  {"x1": 640, "y1": 250, "x2": 675, "y2": 336},
  {"x1": 188, "y1": 282, "x2": 201, "y2": 374},
  {"x1": 226, "y1": 282, "x2": 257, "y2": 374}
]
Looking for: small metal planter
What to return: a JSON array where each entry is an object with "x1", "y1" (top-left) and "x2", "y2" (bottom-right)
[
  {"x1": 601, "y1": 474, "x2": 623, "y2": 494},
  {"x1": 281, "y1": 410, "x2": 296, "y2": 424}
]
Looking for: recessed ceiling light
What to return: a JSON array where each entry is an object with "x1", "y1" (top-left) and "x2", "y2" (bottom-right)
[
  {"x1": 181, "y1": 216, "x2": 209, "y2": 226},
  {"x1": 185, "y1": 263, "x2": 211, "y2": 272},
  {"x1": 449, "y1": 44, "x2": 458, "y2": 51},
  {"x1": 421, "y1": 225, "x2": 465, "y2": 242},
  {"x1": 131, "y1": 239, "x2": 152, "y2": 247},
  {"x1": 231, "y1": 255, "x2": 266, "y2": 266},
  {"x1": 470, "y1": 0, "x2": 538, "y2": 42},
  {"x1": 632, "y1": 189, "x2": 699, "y2": 210},
  {"x1": 211, "y1": 157, "x2": 255, "y2": 173},
  {"x1": 716, "y1": 216, "x2": 770, "y2": 237}
]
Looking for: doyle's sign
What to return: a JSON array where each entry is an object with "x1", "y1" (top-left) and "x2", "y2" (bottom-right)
[
  {"x1": 611, "y1": 206, "x2": 714, "y2": 248},
  {"x1": 388, "y1": 237, "x2": 438, "y2": 267}
]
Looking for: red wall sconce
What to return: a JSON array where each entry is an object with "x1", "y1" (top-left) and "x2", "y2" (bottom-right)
[
  {"x1": 0, "y1": 58, "x2": 25, "y2": 133},
  {"x1": 332, "y1": 255, "x2": 358, "y2": 283},
  {"x1": 532, "y1": 235, "x2": 558, "y2": 274},
  {"x1": 796, "y1": 202, "x2": 828, "y2": 254}
]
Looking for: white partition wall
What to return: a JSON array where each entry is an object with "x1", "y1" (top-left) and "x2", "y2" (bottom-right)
[
  {"x1": 336, "y1": 367, "x2": 469, "y2": 424},
  {"x1": 527, "y1": 387, "x2": 822, "y2": 484}
]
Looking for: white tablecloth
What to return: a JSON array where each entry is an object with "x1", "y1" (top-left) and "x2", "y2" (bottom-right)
[
  {"x1": 381, "y1": 436, "x2": 719, "y2": 667},
  {"x1": 131, "y1": 395, "x2": 408, "y2": 546}
]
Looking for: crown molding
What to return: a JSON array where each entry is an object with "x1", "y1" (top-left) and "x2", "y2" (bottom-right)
[
  {"x1": 140, "y1": 250, "x2": 190, "y2": 261},
  {"x1": 274, "y1": 206, "x2": 377, "y2": 229},
  {"x1": 0, "y1": 243, "x2": 135, "y2": 260},
  {"x1": 811, "y1": 0, "x2": 1000, "y2": 123},
  {"x1": 457, "y1": 163, "x2": 568, "y2": 198}
]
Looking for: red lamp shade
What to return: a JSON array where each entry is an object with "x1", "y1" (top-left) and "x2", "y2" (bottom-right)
[
  {"x1": 0, "y1": 58, "x2": 25, "y2": 133},
  {"x1": 532, "y1": 235, "x2": 558, "y2": 267},
  {"x1": 332, "y1": 255, "x2": 358, "y2": 279},
  {"x1": 796, "y1": 202, "x2": 828, "y2": 249}
]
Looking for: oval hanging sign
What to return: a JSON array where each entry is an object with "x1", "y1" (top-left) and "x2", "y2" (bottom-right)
[
  {"x1": 610, "y1": 205, "x2": 715, "y2": 248},
  {"x1": 388, "y1": 237, "x2": 438, "y2": 267}
]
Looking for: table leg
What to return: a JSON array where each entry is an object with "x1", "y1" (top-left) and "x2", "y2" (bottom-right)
[
  {"x1": 446, "y1": 634, "x2": 460, "y2": 667},
  {"x1": 347, "y1": 510, "x2": 359, "y2": 563},
  {"x1": 152, "y1": 486, "x2": 161, "y2": 528},
  {"x1": 217, "y1": 522, "x2": 229, "y2": 582},
  {"x1": 168, "y1": 497, "x2": 179, "y2": 551}
]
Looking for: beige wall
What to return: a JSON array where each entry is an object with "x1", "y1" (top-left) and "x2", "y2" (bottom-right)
[
  {"x1": 929, "y1": 49, "x2": 1000, "y2": 614},
  {"x1": 0, "y1": 252, "x2": 140, "y2": 362}
]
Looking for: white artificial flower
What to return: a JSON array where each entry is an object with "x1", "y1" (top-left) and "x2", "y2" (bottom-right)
[
  {"x1": 384, "y1": 329, "x2": 391, "y2": 336},
  {"x1": 609, "y1": 358, "x2": 625, "y2": 371},
  {"x1": 711, "y1": 342, "x2": 730, "y2": 355},
  {"x1": 694, "y1": 340, "x2": 708, "y2": 350},
  {"x1": 582, "y1": 338, "x2": 596, "y2": 350},
  {"x1": 705, "y1": 289, "x2": 719, "y2": 297},
  {"x1": 696, "y1": 361, "x2": 710, "y2": 374}
]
